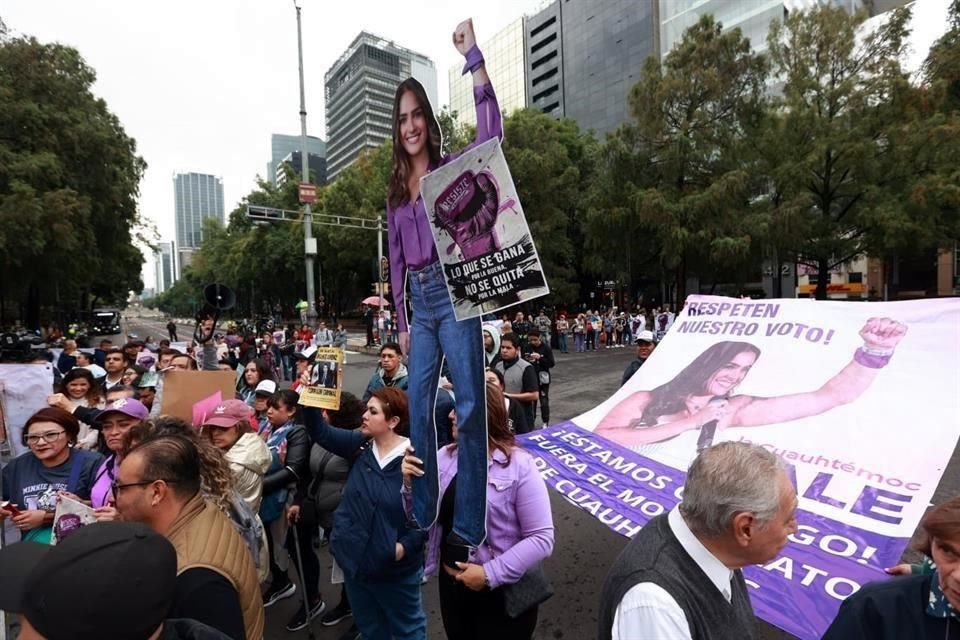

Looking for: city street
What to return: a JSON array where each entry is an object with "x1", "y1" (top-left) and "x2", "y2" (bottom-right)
[{"x1": 122, "y1": 317, "x2": 960, "y2": 639}]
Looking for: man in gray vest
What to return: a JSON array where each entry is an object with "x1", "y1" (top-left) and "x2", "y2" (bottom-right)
[
  {"x1": 598, "y1": 442, "x2": 798, "y2": 640},
  {"x1": 494, "y1": 332, "x2": 539, "y2": 429}
]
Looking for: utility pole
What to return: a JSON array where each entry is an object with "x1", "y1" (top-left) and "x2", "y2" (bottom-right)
[{"x1": 294, "y1": 1, "x2": 318, "y2": 324}]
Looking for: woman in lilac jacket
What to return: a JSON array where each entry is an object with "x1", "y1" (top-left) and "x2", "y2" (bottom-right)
[
  {"x1": 388, "y1": 18, "x2": 503, "y2": 557},
  {"x1": 402, "y1": 382, "x2": 555, "y2": 639}
]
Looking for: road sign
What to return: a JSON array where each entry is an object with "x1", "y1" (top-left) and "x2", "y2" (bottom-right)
[
  {"x1": 298, "y1": 183, "x2": 317, "y2": 204},
  {"x1": 380, "y1": 256, "x2": 389, "y2": 283}
]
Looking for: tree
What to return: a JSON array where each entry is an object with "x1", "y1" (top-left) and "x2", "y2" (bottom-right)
[
  {"x1": 0, "y1": 35, "x2": 146, "y2": 325},
  {"x1": 582, "y1": 125, "x2": 663, "y2": 304},
  {"x1": 764, "y1": 5, "x2": 921, "y2": 298},
  {"x1": 625, "y1": 15, "x2": 769, "y2": 302},
  {"x1": 501, "y1": 109, "x2": 594, "y2": 305}
]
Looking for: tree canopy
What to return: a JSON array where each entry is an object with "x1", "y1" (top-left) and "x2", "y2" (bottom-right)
[{"x1": 0, "y1": 34, "x2": 147, "y2": 325}]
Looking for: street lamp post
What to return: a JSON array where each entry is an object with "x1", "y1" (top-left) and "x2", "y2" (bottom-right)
[{"x1": 294, "y1": 1, "x2": 318, "y2": 323}]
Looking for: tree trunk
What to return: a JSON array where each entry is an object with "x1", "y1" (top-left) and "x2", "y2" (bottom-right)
[
  {"x1": 675, "y1": 257, "x2": 687, "y2": 305},
  {"x1": 815, "y1": 258, "x2": 830, "y2": 300}
]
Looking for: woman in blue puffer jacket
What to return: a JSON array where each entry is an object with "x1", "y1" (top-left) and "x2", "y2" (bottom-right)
[{"x1": 302, "y1": 386, "x2": 426, "y2": 639}]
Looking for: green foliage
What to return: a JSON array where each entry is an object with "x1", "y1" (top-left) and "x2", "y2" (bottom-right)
[
  {"x1": 0, "y1": 35, "x2": 146, "y2": 323},
  {"x1": 502, "y1": 109, "x2": 594, "y2": 304},
  {"x1": 584, "y1": 15, "x2": 769, "y2": 301}
]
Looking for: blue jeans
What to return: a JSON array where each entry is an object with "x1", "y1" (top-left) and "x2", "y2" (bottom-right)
[
  {"x1": 408, "y1": 261, "x2": 487, "y2": 546},
  {"x1": 345, "y1": 568, "x2": 426, "y2": 640}
]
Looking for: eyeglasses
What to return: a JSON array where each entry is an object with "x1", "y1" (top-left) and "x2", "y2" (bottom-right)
[
  {"x1": 111, "y1": 478, "x2": 178, "y2": 494},
  {"x1": 25, "y1": 430, "x2": 66, "y2": 445}
]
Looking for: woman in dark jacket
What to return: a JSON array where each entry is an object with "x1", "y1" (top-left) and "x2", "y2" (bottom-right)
[
  {"x1": 823, "y1": 496, "x2": 960, "y2": 639},
  {"x1": 302, "y1": 387, "x2": 427, "y2": 639},
  {"x1": 259, "y1": 390, "x2": 311, "y2": 608},
  {"x1": 283, "y1": 392, "x2": 365, "y2": 633}
]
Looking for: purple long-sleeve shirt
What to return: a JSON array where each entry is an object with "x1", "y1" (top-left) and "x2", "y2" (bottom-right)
[
  {"x1": 403, "y1": 445, "x2": 555, "y2": 589},
  {"x1": 387, "y1": 81, "x2": 503, "y2": 333}
]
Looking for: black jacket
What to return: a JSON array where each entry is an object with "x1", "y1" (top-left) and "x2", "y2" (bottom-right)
[
  {"x1": 262, "y1": 424, "x2": 310, "y2": 496},
  {"x1": 822, "y1": 574, "x2": 960, "y2": 640}
]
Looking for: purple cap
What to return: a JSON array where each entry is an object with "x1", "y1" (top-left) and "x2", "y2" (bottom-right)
[{"x1": 96, "y1": 398, "x2": 149, "y2": 423}]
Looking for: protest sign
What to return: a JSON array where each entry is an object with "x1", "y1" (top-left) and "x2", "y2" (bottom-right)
[
  {"x1": 52, "y1": 494, "x2": 97, "y2": 545},
  {"x1": 161, "y1": 370, "x2": 236, "y2": 424},
  {"x1": 0, "y1": 364, "x2": 54, "y2": 458},
  {"x1": 419, "y1": 138, "x2": 549, "y2": 320},
  {"x1": 299, "y1": 347, "x2": 343, "y2": 411},
  {"x1": 520, "y1": 295, "x2": 960, "y2": 640}
]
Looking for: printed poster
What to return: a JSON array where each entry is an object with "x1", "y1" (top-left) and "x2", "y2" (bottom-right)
[
  {"x1": 299, "y1": 347, "x2": 343, "y2": 411},
  {"x1": 419, "y1": 138, "x2": 549, "y2": 320},
  {"x1": 0, "y1": 364, "x2": 54, "y2": 458},
  {"x1": 52, "y1": 494, "x2": 97, "y2": 545},
  {"x1": 519, "y1": 295, "x2": 960, "y2": 640}
]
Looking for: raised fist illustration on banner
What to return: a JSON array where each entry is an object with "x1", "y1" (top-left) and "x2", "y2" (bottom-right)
[{"x1": 434, "y1": 170, "x2": 501, "y2": 260}]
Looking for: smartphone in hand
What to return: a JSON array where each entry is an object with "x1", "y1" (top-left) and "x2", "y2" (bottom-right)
[{"x1": 0, "y1": 501, "x2": 22, "y2": 517}]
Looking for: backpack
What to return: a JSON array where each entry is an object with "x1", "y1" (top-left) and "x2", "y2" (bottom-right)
[{"x1": 225, "y1": 492, "x2": 269, "y2": 583}]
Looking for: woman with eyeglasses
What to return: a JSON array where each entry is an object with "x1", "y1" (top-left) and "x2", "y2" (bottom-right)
[{"x1": 0, "y1": 408, "x2": 103, "y2": 543}]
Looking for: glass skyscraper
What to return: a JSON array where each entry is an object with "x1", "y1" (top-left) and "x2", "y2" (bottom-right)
[
  {"x1": 324, "y1": 32, "x2": 437, "y2": 181},
  {"x1": 173, "y1": 172, "x2": 224, "y2": 276},
  {"x1": 448, "y1": 18, "x2": 527, "y2": 128},
  {"x1": 524, "y1": 0, "x2": 661, "y2": 137}
]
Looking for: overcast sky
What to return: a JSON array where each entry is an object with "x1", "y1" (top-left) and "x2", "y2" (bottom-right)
[{"x1": 2, "y1": 0, "x2": 950, "y2": 291}]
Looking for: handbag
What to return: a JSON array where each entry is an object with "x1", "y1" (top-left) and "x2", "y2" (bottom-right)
[{"x1": 501, "y1": 563, "x2": 554, "y2": 618}]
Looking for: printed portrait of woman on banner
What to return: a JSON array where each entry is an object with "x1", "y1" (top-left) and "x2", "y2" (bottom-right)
[
  {"x1": 595, "y1": 317, "x2": 907, "y2": 453},
  {"x1": 385, "y1": 18, "x2": 501, "y2": 557}
]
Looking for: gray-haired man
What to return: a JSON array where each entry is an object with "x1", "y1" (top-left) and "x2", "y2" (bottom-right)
[{"x1": 598, "y1": 442, "x2": 798, "y2": 640}]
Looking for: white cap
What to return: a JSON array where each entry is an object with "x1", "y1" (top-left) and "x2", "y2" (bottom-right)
[
  {"x1": 635, "y1": 330, "x2": 656, "y2": 344},
  {"x1": 254, "y1": 380, "x2": 278, "y2": 396},
  {"x1": 81, "y1": 364, "x2": 107, "y2": 379}
]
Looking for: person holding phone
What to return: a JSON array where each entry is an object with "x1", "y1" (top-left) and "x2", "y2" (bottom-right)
[{"x1": 0, "y1": 408, "x2": 103, "y2": 543}]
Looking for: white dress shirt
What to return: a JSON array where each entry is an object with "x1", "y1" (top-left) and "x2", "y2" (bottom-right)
[{"x1": 611, "y1": 507, "x2": 735, "y2": 640}]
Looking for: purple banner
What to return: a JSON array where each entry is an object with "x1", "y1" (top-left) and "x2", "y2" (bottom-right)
[{"x1": 520, "y1": 422, "x2": 912, "y2": 640}]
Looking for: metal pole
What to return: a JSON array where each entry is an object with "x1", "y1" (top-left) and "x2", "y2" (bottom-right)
[
  {"x1": 295, "y1": 3, "x2": 318, "y2": 324},
  {"x1": 377, "y1": 213, "x2": 384, "y2": 314}
]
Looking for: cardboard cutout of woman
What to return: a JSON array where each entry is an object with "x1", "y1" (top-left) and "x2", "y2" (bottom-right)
[{"x1": 386, "y1": 19, "x2": 502, "y2": 554}]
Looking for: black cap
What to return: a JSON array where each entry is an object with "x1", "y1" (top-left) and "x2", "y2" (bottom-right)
[{"x1": 0, "y1": 521, "x2": 177, "y2": 640}]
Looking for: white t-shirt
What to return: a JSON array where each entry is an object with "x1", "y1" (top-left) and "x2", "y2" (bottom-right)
[{"x1": 611, "y1": 508, "x2": 735, "y2": 640}]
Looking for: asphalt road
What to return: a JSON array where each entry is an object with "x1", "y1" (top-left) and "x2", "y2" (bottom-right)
[{"x1": 122, "y1": 316, "x2": 959, "y2": 640}]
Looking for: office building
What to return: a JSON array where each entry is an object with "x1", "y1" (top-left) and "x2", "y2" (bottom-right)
[
  {"x1": 525, "y1": 2, "x2": 565, "y2": 119},
  {"x1": 275, "y1": 150, "x2": 327, "y2": 186},
  {"x1": 448, "y1": 18, "x2": 527, "y2": 127},
  {"x1": 154, "y1": 241, "x2": 176, "y2": 294},
  {"x1": 266, "y1": 134, "x2": 326, "y2": 185},
  {"x1": 325, "y1": 32, "x2": 437, "y2": 180},
  {"x1": 525, "y1": 0, "x2": 661, "y2": 137},
  {"x1": 173, "y1": 172, "x2": 224, "y2": 276},
  {"x1": 660, "y1": 1, "x2": 910, "y2": 60}
]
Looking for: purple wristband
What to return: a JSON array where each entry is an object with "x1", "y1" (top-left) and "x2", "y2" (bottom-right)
[
  {"x1": 854, "y1": 347, "x2": 891, "y2": 369},
  {"x1": 461, "y1": 45, "x2": 485, "y2": 76}
]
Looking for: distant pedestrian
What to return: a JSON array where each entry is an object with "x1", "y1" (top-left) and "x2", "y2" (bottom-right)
[
  {"x1": 621, "y1": 330, "x2": 657, "y2": 388},
  {"x1": 166, "y1": 320, "x2": 178, "y2": 342}
]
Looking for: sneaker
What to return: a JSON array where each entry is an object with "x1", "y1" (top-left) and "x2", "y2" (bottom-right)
[
  {"x1": 286, "y1": 598, "x2": 326, "y2": 632},
  {"x1": 262, "y1": 580, "x2": 296, "y2": 608},
  {"x1": 337, "y1": 623, "x2": 361, "y2": 640},
  {"x1": 321, "y1": 600, "x2": 353, "y2": 626}
]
